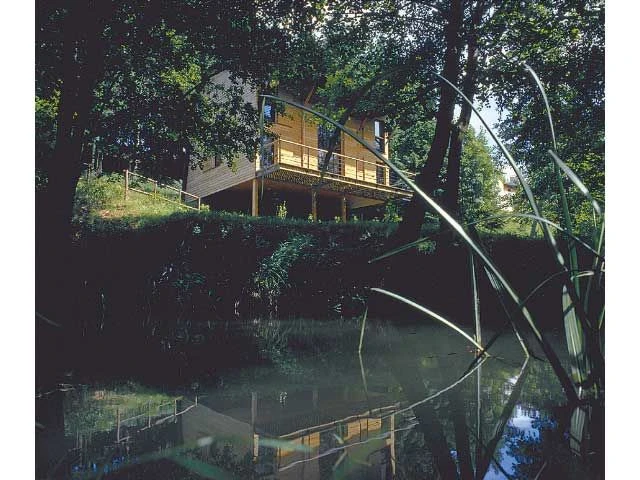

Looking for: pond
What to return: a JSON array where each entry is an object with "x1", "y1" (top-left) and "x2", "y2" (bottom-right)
[{"x1": 36, "y1": 318, "x2": 602, "y2": 479}]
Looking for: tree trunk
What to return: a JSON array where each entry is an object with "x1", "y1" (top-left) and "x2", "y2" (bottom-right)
[
  {"x1": 443, "y1": 1, "x2": 486, "y2": 222},
  {"x1": 390, "y1": 0, "x2": 464, "y2": 248},
  {"x1": 36, "y1": 1, "x2": 111, "y2": 386}
]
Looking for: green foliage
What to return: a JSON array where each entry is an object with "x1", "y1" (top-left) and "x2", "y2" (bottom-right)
[
  {"x1": 73, "y1": 173, "x2": 190, "y2": 229},
  {"x1": 36, "y1": 0, "x2": 322, "y2": 184},
  {"x1": 252, "y1": 233, "x2": 314, "y2": 311},
  {"x1": 390, "y1": 120, "x2": 502, "y2": 224},
  {"x1": 487, "y1": 0, "x2": 604, "y2": 237},
  {"x1": 276, "y1": 201, "x2": 288, "y2": 219}
]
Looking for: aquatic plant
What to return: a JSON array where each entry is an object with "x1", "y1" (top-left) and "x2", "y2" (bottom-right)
[{"x1": 260, "y1": 63, "x2": 604, "y2": 404}]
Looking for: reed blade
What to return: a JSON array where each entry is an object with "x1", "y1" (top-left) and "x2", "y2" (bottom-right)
[
  {"x1": 371, "y1": 287, "x2": 487, "y2": 353},
  {"x1": 260, "y1": 94, "x2": 578, "y2": 403},
  {"x1": 563, "y1": 286, "x2": 591, "y2": 384},
  {"x1": 548, "y1": 150, "x2": 602, "y2": 216}
]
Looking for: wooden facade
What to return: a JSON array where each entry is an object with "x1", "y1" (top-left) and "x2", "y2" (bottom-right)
[{"x1": 185, "y1": 73, "x2": 412, "y2": 220}]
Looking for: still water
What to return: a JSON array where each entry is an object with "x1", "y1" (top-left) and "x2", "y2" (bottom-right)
[{"x1": 36, "y1": 318, "x2": 600, "y2": 479}]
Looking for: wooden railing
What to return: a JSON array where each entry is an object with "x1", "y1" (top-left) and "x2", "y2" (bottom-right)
[
  {"x1": 124, "y1": 169, "x2": 201, "y2": 210},
  {"x1": 261, "y1": 138, "x2": 415, "y2": 190}
]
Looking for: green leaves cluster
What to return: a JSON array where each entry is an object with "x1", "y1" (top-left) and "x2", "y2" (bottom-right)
[{"x1": 391, "y1": 120, "x2": 502, "y2": 224}]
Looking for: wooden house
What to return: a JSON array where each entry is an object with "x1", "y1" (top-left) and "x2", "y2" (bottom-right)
[{"x1": 186, "y1": 72, "x2": 412, "y2": 220}]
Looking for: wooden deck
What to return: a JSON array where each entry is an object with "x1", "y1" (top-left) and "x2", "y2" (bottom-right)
[{"x1": 258, "y1": 138, "x2": 413, "y2": 202}]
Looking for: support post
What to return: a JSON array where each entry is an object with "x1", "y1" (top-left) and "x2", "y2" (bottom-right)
[
  {"x1": 153, "y1": 180, "x2": 158, "y2": 198},
  {"x1": 389, "y1": 413, "x2": 396, "y2": 477},
  {"x1": 251, "y1": 391, "x2": 258, "y2": 426},
  {"x1": 116, "y1": 408, "x2": 121, "y2": 442},
  {"x1": 148, "y1": 400, "x2": 151, "y2": 428},
  {"x1": 311, "y1": 189, "x2": 318, "y2": 222},
  {"x1": 341, "y1": 196, "x2": 347, "y2": 222},
  {"x1": 252, "y1": 178, "x2": 259, "y2": 216},
  {"x1": 124, "y1": 170, "x2": 129, "y2": 201}
]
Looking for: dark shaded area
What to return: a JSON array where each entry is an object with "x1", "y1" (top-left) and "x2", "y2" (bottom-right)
[{"x1": 37, "y1": 213, "x2": 593, "y2": 391}]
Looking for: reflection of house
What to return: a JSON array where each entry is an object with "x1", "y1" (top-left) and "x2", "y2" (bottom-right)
[
  {"x1": 180, "y1": 386, "x2": 399, "y2": 479},
  {"x1": 186, "y1": 72, "x2": 412, "y2": 220}
]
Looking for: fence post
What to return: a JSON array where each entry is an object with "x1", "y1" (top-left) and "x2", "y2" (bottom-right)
[
  {"x1": 116, "y1": 408, "x2": 121, "y2": 442},
  {"x1": 153, "y1": 180, "x2": 158, "y2": 198},
  {"x1": 197, "y1": 197, "x2": 201, "y2": 211},
  {"x1": 124, "y1": 170, "x2": 129, "y2": 201},
  {"x1": 148, "y1": 400, "x2": 152, "y2": 428}
]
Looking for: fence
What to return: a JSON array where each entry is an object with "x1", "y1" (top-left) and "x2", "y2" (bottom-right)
[
  {"x1": 261, "y1": 138, "x2": 416, "y2": 190},
  {"x1": 114, "y1": 395, "x2": 200, "y2": 443},
  {"x1": 124, "y1": 169, "x2": 201, "y2": 210}
]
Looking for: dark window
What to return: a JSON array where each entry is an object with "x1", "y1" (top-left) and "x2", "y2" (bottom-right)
[
  {"x1": 263, "y1": 102, "x2": 276, "y2": 123},
  {"x1": 318, "y1": 125, "x2": 342, "y2": 175},
  {"x1": 260, "y1": 136, "x2": 275, "y2": 167},
  {"x1": 376, "y1": 164, "x2": 386, "y2": 185},
  {"x1": 374, "y1": 120, "x2": 386, "y2": 153}
]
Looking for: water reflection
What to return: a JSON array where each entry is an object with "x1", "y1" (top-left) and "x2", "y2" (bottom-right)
[{"x1": 36, "y1": 320, "x2": 600, "y2": 479}]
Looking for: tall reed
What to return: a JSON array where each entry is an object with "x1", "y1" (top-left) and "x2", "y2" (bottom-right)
[{"x1": 260, "y1": 65, "x2": 604, "y2": 402}]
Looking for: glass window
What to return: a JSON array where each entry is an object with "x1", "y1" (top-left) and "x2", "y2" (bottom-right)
[
  {"x1": 263, "y1": 102, "x2": 276, "y2": 123},
  {"x1": 318, "y1": 125, "x2": 342, "y2": 175},
  {"x1": 374, "y1": 120, "x2": 386, "y2": 153}
]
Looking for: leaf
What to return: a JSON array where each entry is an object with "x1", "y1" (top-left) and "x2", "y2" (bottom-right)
[
  {"x1": 548, "y1": 149, "x2": 602, "y2": 216},
  {"x1": 563, "y1": 286, "x2": 591, "y2": 384},
  {"x1": 371, "y1": 288, "x2": 487, "y2": 353}
]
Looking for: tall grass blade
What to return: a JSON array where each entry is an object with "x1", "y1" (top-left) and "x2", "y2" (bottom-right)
[
  {"x1": 384, "y1": 355, "x2": 489, "y2": 420},
  {"x1": 469, "y1": 249, "x2": 481, "y2": 345},
  {"x1": 522, "y1": 63, "x2": 582, "y2": 305},
  {"x1": 467, "y1": 213, "x2": 603, "y2": 260},
  {"x1": 358, "y1": 306, "x2": 368, "y2": 354},
  {"x1": 523, "y1": 63, "x2": 557, "y2": 150},
  {"x1": 475, "y1": 358, "x2": 530, "y2": 479},
  {"x1": 370, "y1": 288, "x2": 487, "y2": 352},
  {"x1": 519, "y1": 270, "x2": 595, "y2": 317},
  {"x1": 548, "y1": 150, "x2": 602, "y2": 216},
  {"x1": 436, "y1": 73, "x2": 564, "y2": 265},
  {"x1": 369, "y1": 211, "x2": 603, "y2": 266},
  {"x1": 584, "y1": 222, "x2": 605, "y2": 313},
  {"x1": 368, "y1": 236, "x2": 432, "y2": 263},
  {"x1": 563, "y1": 285, "x2": 591, "y2": 385},
  {"x1": 569, "y1": 406, "x2": 589, "y2": 457}
]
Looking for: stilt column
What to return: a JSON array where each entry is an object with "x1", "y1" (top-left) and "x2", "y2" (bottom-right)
[
  {"x1": 311, "y1": 189, "x2": 318, "y2": 221},
  {"x1": 251, "y1": 178, "x2": 259, "y2": 216},
  {"x1": 341, "y1": 196, "x2": 348, "y2": 222}
]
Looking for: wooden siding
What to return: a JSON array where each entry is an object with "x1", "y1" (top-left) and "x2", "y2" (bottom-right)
[
  {"x1": 270, "y1": 105, "x2": 389, "y2": 185},
  {"x1": 186, "y1": 71, "x2": 258, "y2": 198},
  {"x1": 186, "y1": 157, "x2": 255, "y2": 198},
  {"x1": 186, "y1": 77, "x2": 402, "y2": 204}
]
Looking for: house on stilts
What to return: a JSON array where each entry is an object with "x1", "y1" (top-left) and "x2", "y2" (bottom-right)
[{"x1": 185, "y1": 72, "x2": 413, "y2": 221}]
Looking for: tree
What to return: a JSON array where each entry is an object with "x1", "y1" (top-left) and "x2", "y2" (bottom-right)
[
  {"x1": 391, "y1": 119, "x2": 502, "y2": 226},
  {"x1": 35, "y1": 0, "x2": 321, "y2": 381},
  {"x1": 485, "y1": 0, "x2": 604, "y2": 237}
]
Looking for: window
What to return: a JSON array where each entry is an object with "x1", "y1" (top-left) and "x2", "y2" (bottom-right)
[
  {"x1": 317, "y1": 125, "x2": 342, "y2": 175},
  {"x1": 260, "y1": 136, "x2": 275, "y2": 167},
  {"x1": 376, "y1": 164, "x2": 386, "y2": 185},
  {"x1": 263, "y1": 102, "x2": 276, "y2": 123},
  {"x1": 374, "y1": 120, "x2": 386, "y2": 153}
]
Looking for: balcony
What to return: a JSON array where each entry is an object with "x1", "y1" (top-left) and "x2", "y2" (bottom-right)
[{"x1": 258, "y1": 138, "x2": 414, "y2": 201}]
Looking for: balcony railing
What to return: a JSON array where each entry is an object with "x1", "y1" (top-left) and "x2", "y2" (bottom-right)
[{"x1": 260, "y1": 138, "x2": 415, "y2": 190}]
